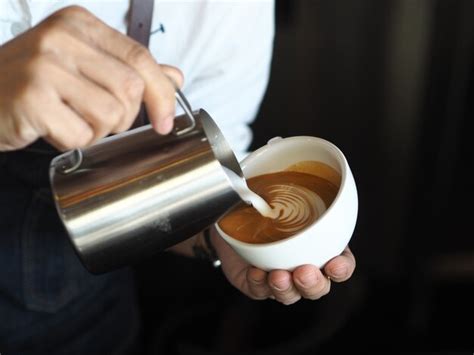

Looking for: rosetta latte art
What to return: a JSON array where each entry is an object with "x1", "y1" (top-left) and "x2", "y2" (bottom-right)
[
  {"x1": 218, "y1": 168, "x2": 341, "y2": 244},
  {"x1": 265, "y1": 184, "x2": 326, "y2": 234}
]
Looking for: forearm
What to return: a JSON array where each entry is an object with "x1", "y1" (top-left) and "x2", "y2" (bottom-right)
[
  {"x1": 166, "y1": 233, "x2": 200, "y2": 258},
  {"x1": 167, "y1": 228, "x2": 221, "y2": 268}
]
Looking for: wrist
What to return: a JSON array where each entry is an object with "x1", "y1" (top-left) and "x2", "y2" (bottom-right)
[{"x1": 192, "y1": 228, "x2": 221, "y2": 268}]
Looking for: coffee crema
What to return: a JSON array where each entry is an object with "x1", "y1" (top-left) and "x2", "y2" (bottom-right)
[{"x1": 218, "y1": 161, "x2": 341, "y2": 244}]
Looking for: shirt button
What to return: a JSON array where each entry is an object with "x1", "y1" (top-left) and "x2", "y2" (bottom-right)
[{"x1": 11, "y1": 21, "x2": 30, "y2": 36}]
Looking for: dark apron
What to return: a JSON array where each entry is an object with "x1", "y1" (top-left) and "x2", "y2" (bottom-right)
[{"x1": 0, "y1": 0, "x2": 154, "y2": 353}]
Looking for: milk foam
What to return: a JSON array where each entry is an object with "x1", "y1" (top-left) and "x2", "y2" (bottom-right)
[
  {"x1": 224, "y1": 167, "x2": 278, "y2": 219},
  {"x1": 267, "y1": 184, "x2": 326, "y2": 233},
  {"x1": 219, "y1": 166, "x2": 340, "y2": 244}
]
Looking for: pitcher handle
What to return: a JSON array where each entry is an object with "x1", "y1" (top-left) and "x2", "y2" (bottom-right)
[
  {"x1": 174, "y1": 88, "x2": 196, "y2": 136},
  {"x1": 58, "y1": 88, "x2": 194, "y2": 174},
  {"x1": 56, "y1": 148, "x2": 83, "y2": 175}
]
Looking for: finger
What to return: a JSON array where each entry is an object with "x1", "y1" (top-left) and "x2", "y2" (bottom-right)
[
  {"x1": 323, "y1": 246, "x2": 356, "y2": 282},
  {"x1": 56, "y1": 7, "x2": 179, "y2": 134},
  {"x1": 52, "y1": 65, "x2": 125, "y2": 142},
  {"x1": 141, "y1": 64, "x2": 182, "y2": 135},
  {"x1": 15, "y1": 62, "x2": 95, "y2": 150},
  {"x1": 210, "y1": 230, "x2": 256, "y2": 299},
  {"x1": 72, "y1": 40, "x2": 145, "y2": 132},
  {"x1": 246, "y1": 267, "x2": 272, "y2": 300},
  {"x1": 268, "y1": 270, "x2": 301, "y2": 305},
  {"x1": 161, "y1": 64, "x2": 184, "y2": 89},
  {"x1": 136, "y1": 58, "x2": 178, "y2": 135},
  {"x1": 41, "y1": 100, "x2": 94, "y2": 150},
  {"x1": 293, "y1": 265, "x2": 331, "y2": 300}
]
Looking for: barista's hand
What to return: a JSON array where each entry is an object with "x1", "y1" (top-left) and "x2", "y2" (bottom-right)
[
  {"x1": 211, "y1": 227, "x2": 356, "y2": 305},
  {"x1": 0, "y1": 5, "x2": 183, "y2": 152}
]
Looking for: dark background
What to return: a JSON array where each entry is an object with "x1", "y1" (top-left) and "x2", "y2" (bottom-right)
[{"x1": 135, "y1": 0, "x2": 474, "y2": 353}]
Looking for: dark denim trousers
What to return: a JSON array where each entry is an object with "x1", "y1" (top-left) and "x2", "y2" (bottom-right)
[{"x1": 0, "y1": 148, "x2": 142, "y2": 355}]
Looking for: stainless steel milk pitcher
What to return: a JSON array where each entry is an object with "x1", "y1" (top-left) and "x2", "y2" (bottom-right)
[{"x1": 49, "y1": 92, "x2": 244, "y2": 274}]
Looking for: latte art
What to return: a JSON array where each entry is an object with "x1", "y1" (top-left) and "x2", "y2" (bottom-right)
[
  {"x1": 267, "y1": 184, "x2": 326, "y2": 234},
  {"x1": 218, "y1": 166, "x2": 341, "y2": 244}
]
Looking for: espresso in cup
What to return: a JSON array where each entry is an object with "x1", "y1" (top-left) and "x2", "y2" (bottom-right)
[{"x1": 218, "y1": 161, "x2": 341, "y2": 244}]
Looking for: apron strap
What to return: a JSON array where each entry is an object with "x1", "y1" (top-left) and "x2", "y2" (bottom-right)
[{"x1": 128, "y1": 0, "x2": 155, "y2": 127}]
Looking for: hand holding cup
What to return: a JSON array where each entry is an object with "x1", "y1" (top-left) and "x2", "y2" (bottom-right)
[{"x1": 215, "y1": 136, "x2": 358, "y2": 271}]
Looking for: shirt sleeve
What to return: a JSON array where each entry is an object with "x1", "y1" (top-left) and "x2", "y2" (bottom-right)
[{"x1": 173, "y1": 1, "x2": 275, "y2": 161}]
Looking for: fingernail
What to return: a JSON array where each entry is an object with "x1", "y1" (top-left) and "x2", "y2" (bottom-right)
[{"x1": 332, "y1": 266, "x2": 348, "y2": 279}]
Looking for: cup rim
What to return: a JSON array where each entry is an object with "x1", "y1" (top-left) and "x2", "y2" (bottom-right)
[{"x1": 215, "y1": 135, "x2": 349, "y2": 248}]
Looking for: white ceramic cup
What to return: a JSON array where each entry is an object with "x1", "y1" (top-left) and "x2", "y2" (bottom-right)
[{"x1": 215, "y1": 136, "x2": 358, "y2": 271}]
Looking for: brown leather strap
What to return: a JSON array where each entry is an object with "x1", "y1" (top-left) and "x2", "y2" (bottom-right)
[{"x1": 128, "y1": 0, "x2": 155, "y2": 128}]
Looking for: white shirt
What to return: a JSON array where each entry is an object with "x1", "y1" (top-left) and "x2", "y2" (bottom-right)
[{"x1": 0, "y1": 0, "x2": 275, "y2": 159}]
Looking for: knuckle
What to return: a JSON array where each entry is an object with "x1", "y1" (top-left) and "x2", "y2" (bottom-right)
[
  {"x1": 11, "y1": 118, "x2": 37, "y2": 147},
  {"x1": 61, "y1": 130, "x2": 92, "y2": 150},
  {"x1": 71, "y1": 133, "x2": 92, "y2": 148},
  {"x1": 114, "y1": 118, "x2": 133, "y2": 133},
  {"x1": 162, "y1": 66, "x2": 184, "y2": 88},
  {"x1": 34, "y1": 23, "x2": 61, "y2": 52},
  {"x1": 26, "y1": 55, "x2": 51, "y2": 74},
  {"x1": 53, "y1": 5, "x2": 92, "y2": 20},
  {"x1": 101, "y1": 100, "x2": 124, "y2": 127},
  {"x1": 59, "y1": 139, "x2": 78, "y2": 151},
  {"x1": 13, "y1": 83, "x2": 36, "y2": 106},
  {"x1": 37, "y1": 7, "x2": 94, "y2": 52},
  {"x1": 126, "y1": 44, "x2": 153, "y2": 68},
  {"x1": 35, "y1": 24, "x2": 75, "y2": 58},
  {"x1": 23, "y1": 57, "x2": 58, "y2": 88},
  {"x1": 13, "y1": 85, "x2": 47, "y2": 124},
  {"x1": 123, "y1": 71, "x2": 145, "y2": 101}
]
